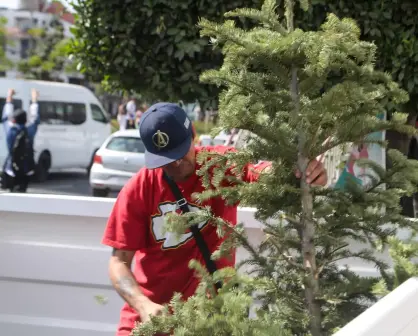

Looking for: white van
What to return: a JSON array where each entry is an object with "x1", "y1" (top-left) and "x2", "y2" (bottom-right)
[{"x1": 0, "y1": 79, "x2": 111, "y2": 181}]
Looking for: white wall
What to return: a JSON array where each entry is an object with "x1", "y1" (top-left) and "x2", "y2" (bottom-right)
[
  {"x1": 0, "y1": 193, "x2": 408, "y2": 335},
  {"x1": 0, "y1": 193, "x2": 269, "y2": 335},
  {"x1": 0, "y1": 194, "x2": 119, "y2": 336},
  {"x1": 334, "y1": 277, "x2": 418, "y2": 336}
]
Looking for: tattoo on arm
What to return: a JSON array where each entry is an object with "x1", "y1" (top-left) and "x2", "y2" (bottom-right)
[
  {"x1": 111, "y1": 248, "x2": 137, "y2": 298},
  {"x1": 117, "y1": 276, "x2": 136, "y2": 297}
]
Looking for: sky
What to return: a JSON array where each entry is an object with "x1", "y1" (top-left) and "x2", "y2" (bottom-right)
[{"x1": 0, "y1": 0, "x2": 75, "y2": 12}]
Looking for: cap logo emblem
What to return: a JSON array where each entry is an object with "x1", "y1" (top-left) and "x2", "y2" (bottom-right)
[{"x1": 152, "y1": 130, "x2": 169, "y2": 149}]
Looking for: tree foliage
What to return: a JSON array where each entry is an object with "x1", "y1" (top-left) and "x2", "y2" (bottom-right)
[
  {"x1": 296, "y1": 0, "x2": 418, "y2": 103},
  {"x1": 70, "y1": 0, "x2": 260, "y2": 106},
  {"x1": 373, "y1": 233, "x2": 418, "y2": 297},
  {"x1": 296, "y1": 0, "x2": 418, "y2": 163},
  {"x1": 131, "y1": 0, "x2": 418, "y2": 335},
  {"x1": 72, "y1": 0, "x2": 418, "y2": 113},
  {"x1": 18, "y1": 17, "x2": 73, "y2": 81},
  {"x1": 0, "y1": 16, "x2": 12, "y2": 72}
]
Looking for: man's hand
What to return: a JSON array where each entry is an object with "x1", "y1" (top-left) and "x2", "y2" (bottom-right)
[
  {"x1": 31, "y1": 88, "x2": 39, "y2": 102},
  {"x1": 295, "y1": 159, "x2": 327, "y2": 186},
  {"x1": 6, "y1": 88, "x2": 15, "y2": 103},
  {"x1": 137, "y1": 299, "x2": 164, "y2": 323}
]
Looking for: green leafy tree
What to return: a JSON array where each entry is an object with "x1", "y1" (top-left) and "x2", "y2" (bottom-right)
[
  {"x1": 70, "y1": 0, "x2": 261, "y2": 107},
  {"x1": 71, "y1": 1, "x2": 418, "y2": 116},
  {"x1": 296, "y1": 0, "x2": 418, "y2": 157},
  {"x1": 0, "y1": 16, "x2": 12, "y2": 72},
  {"x1": 294, "y1": 0, "x2": 418, "y2": 216},
  {"x1": 18, "y1": 17, "x2": 73, "y2": 81},
  {"x1": 131, "y1": 0, "x2": 418, "y2": 335}
]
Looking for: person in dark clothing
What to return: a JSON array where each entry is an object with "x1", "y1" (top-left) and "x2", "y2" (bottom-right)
[
  {"x1": 3, "y1": 109, "x2": 36, "y2": 192},
  {"x1": 0, "y1": 88, "x2": 40, "y2": 190}
]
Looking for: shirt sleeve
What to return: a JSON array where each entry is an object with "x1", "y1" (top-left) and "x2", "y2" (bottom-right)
[
  {"x1": 242, "y1": 160, "x2": 272, "y2": 183},
  {"x1": 209, "y1": 145, "x2": 271, "y2": 183},
  {"x1": 2, "y1": 102, "x2": 13, "y2": 122},
  {"x1": 28, "y1": 102, "x2": 39, "y2": 124},
  {"x1": 126, "y1": 101, "x2": 136, "y2": 116},
  {"x1": 102, "y1": 172, "x2": 150, "y2": 251}
]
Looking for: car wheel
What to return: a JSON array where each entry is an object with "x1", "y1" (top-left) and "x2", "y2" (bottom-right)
[
  {"x1": 92, "y1": 188, "x2": 109, "y2": 197},
  {"x1": 35, "y1": 152, "x2": 51, "y2": 183}
]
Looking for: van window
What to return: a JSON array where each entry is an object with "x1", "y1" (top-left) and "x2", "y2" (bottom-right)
[
  {"x1": 0, "y1": 99, "x2": 23, "y2": 119},
  {"x1": 67, "y1": 103, "x2": 86, "y2": 125},
  {"x1": 55, "y1": 102, "x2": 68, "y2": 123},
  {"x1": 38, "y1": 101, "x2": 86, "y2": 125},
  {"x1": 90, "y1": 104, "x2": 109, "y2": 123},
  {"x1": 39, "y1": 101, "x2": 58, "y2": 124}
]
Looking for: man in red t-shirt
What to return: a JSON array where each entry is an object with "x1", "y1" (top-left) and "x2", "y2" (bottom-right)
[{"x1": 102, "y1": 103, "x2": 328, "y2": 336}]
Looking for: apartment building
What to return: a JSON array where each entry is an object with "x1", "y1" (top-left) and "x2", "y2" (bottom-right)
[{"x1": 0, "y1": 0, "x2": 82, "y2": 83}]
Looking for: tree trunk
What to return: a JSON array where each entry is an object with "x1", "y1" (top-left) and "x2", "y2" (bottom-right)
[
  {"x1": 294, "y1": 69, "x2": 322, "y2": 336},
  {"x1": 286, "y1": 0, "x2": 322, "y2": 333}
]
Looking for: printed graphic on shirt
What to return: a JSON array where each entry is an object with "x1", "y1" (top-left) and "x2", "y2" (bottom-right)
[{"x1": 151, "y1": 201, "x2": 209, "y2": 250}]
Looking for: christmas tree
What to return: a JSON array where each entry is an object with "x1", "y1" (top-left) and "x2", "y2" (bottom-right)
[
  {"x1": 133, "y1": 0, "x2": 418, "y2": 335},
  {"x1": 373, "y1": 233, "x2": 418, "y2": 297}
]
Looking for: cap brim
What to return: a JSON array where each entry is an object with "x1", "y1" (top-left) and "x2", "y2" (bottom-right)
[{"x1": 144, "y1": 134, "x2": 193, "y2": 169}]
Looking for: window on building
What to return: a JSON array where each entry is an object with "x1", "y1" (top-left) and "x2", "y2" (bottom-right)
[{"x1": 20, "y1": 38, "x2": 30, "y2": 59}]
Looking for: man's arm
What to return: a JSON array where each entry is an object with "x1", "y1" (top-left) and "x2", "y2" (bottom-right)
[
  {"x1": 1, "y1": 89, "x2": 15, "y2": 124},
  {"x1": 6, "y1": 88, "x2": 14, "y2": 103},
  {"x1": 27, "y1": 89, "x2": 40, "y2": 140},
  {"x1": 243, "y1": 157, "x2": 327, "y2": 186},
  {"x1": 29, "y1": 88, "x2": 40, "y2": 124},
  {"x1": 109, "y1": 248, "x2": 163, "y2": 322}
]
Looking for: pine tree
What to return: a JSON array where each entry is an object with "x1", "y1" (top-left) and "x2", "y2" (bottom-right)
[
  {"x1": 132, "y1": 0, "x2": 418, "y2": 335},
  {"x1": 373, "y1": 232, "x2": 418, "y2": 297}
]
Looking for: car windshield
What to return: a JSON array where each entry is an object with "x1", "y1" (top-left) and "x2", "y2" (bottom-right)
[{"x1": 106, "y1": 136, "x2": 145, "y2": 153}]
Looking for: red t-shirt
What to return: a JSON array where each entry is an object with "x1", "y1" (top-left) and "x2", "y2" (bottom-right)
[{"x1": 102, "y1": 146, "x2": 270, "y2": 336}]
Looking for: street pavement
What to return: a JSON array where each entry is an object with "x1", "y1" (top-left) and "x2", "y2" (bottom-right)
[{"x1": 27, "y1": 169, "x2": 119, "y2": 198}]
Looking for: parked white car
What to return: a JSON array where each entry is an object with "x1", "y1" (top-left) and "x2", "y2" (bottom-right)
[
  {"x1": 198, "y1": 134, "x2": 213, "y2": 146},
  {"x1": 197, "y1": 130, "x2": 238, "y2": 147},
  {"x1": 89, "y1": 129, "x2": 145, "y2": 197},
  {"x1": 0, "y1": 79, "x2": 111, "y2": 181}
]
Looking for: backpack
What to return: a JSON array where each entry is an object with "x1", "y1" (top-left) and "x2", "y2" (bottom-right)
[{"x1": 11, "y1": 128, "x2": 34, "y2": 176}]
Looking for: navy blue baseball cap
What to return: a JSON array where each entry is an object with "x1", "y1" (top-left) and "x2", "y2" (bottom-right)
[{"x1": 139, "y1": 102, "x2": 193, "y2": 169}]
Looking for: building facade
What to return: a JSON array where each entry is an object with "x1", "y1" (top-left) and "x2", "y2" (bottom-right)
[{"x1": 0, "y1": 0, "x2": 82, "y2": 83}]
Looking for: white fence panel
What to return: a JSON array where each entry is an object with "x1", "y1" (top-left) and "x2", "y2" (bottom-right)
[
  {"x1": 0, "y1": 193, "x2": 409, "y2": 336},
  {"x1": 334, "y1": 277, "x2": 418, "y2": 336}
]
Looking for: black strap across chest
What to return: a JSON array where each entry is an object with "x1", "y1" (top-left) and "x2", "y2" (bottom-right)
[{"x1": 163, "y1": 172, "x2": 222, "y2": 290}]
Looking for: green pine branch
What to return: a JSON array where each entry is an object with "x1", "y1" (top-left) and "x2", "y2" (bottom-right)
[{"x1": 132, "y1": 0, "x2": 418, "y2": 335}]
